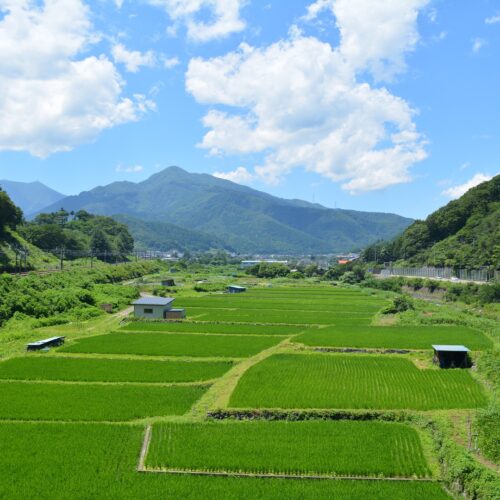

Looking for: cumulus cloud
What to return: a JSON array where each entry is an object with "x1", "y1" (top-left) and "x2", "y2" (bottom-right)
[
  {"x1": 213, "y1": 166, "x2": 254, "y2": 184},
  {"x1": 115, "y1": 164, "x2": 144, "y2": 173},
  {"x1": 147, "y1": 0, "x2": 246, "y2": 42},
  {"x1": 0, "y1": 0, "x2": 154, "y2": 158},
  {"x1": 303, "y1": 0, "x2": 429, "y2": 81},
  {"x1": 442, "y1": 173, "x2": 493, "y2": 199},
  {"x1": 485, "y1": 13, "x2": 500, "y2": 25},
  {"x1": 186, "y1": 1, "x2": 429, "y2": 193},
  {"x1": 112, "y1": 43, "x2": 156, "y2": 73}
]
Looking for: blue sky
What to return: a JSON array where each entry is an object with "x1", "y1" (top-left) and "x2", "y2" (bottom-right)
[{"x1": 0, "y1": 0, "x2": 498, "y2": 219}]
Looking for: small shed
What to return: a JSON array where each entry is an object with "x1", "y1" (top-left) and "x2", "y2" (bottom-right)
[
  {"x1": 27, "y1": 336, "x2": 65, "y2": 352},
  {"x1": 161, "y1": 279, "x2": 176, "y2": 287},
  {"x1": 432, "y1": 345, "x2": 470, "y2": 368},
  {"x1": 227, "y1": 285, "x2": 246, "y2": 294}
]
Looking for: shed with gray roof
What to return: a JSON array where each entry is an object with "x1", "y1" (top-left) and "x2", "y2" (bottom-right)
[{"x1": 132, "y1": 297, "x2": 184, "y2": 320}]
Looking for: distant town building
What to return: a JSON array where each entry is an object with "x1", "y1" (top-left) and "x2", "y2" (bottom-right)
[
  {"x1": 240, "y1": 259, "x2": 288, "y2": 268},
  {"x1": 132, "y1": 297, "x2": 185, "y2": 320}
]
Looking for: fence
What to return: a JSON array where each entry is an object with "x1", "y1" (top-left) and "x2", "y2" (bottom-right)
[{"x1": 372, "y1": 266, "x2": 499, "y2": 283}]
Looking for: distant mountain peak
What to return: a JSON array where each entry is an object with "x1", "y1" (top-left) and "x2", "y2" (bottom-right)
[
  {"x1": 0, "y1": 179, "x2": 65, "y2": 217},
  {"x1": 37, "y1": 166, "x2": 413, "y2": 254}
]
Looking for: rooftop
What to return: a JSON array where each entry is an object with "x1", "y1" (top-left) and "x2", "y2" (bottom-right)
[
  {"x1": 132, "y1": 297, "x2": 175, "y2": 307},
  {"x1": 432, "y1": 345, "x2": 470, "y2": 352}
]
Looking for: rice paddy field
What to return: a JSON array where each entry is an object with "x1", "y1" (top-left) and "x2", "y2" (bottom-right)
[
  {"x1": 3, "y1": 282, "x2": 491, "y2": 498},
  {"x1": 0, "y1": 423, "x2": 449, "y2": 500},
  {"x1": 229, "y1": 354, "x2": 487, "y2": 410},
  {"x1": 186, "y1": 307, "x2": 373, "y2": 325},
  {"x1": 120, "y1": 321, "x2": 306, "y2": 335},
  {"x1": 61, "y1": 332, "x2": 283, "y2": 358},
  {"x1": 0, "y1": 356, "x2": 233, "y2": 383},
  {"x1": 295, "y1": 325, "x2": 493, "y2": 350},
  {"x1": 0, "y1": 381, "x2": 206, "y2": 421},
  {"x1": 146, "y1": 420, "x2": 432, "y2": 478}
]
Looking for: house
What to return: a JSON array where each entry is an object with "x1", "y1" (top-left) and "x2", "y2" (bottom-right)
[
  {"x1": 227, "y1": 285, "x2": 246, "y2": 294},
  {"x1": 338, "y1": 259, "x2": 350, "y2": 265},
  {"x1": 132, "y1": 297, "x2": 185, "y2": 320},
  {"x1": 432, "y1": 345, "x2": 470, "y2": 368}
]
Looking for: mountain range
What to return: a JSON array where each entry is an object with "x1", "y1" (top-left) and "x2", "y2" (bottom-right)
[
  {"x1": 6, "y1": 167, "x2": 413, "y2": 254},
  {"x1": 0, "y1": 180, "x2": 65, "y2": 217}
]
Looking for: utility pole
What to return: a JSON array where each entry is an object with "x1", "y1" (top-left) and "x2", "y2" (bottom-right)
[{"x1": 59, "y1": 247, "x2": 65, "y2": 271}]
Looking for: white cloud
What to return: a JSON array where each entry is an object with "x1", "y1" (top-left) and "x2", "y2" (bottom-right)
[
  {"x1": 112, "y1": 43, "x2": 156, "y2": 73},
  {"x1": 485, "y1": 13, "x2": 500, "y2": 25},
  {"x1": 186, "y1": 1, "x2": 429, "y2": 193},
  {"x1": 147, "y1": 0, "x2": 246, "y2": 42},
  {"x1": 162, "y1": 56, "x2": 180, "y2": 69},
  {"x1": 213, "y1": 166, "x2": 254, "y2": 184},
  {"x1": 115, "y1": 164, "x2": 144, "y2": 173},
  {"x1": 472, "y1": 38, "x2": 486, "y2": 53},
  {"x1": 0, "y1": 0, "x2": 154, "y2": 158},
  {"x1": 442, "y1": 173, "x2": 493, "y2": 199},
  {"x1": 302, "y1": 0, "x2": 429, "y2": 81}
]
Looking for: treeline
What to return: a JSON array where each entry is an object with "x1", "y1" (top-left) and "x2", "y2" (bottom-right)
[
  {"x1": 362, "y1": 175, "x2": 499, "y2": 268},
  {"x1": 19, "y1": 209, "x2": 134, "y2": 261},
  {"x1": 0, "y1": 261, "x2": 164, "y2": 328}
]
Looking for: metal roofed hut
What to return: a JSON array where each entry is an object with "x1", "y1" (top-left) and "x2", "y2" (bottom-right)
[
  {"x1": 132, "y1": 297, "x2": 185, "y2": 320},
  {"x1": 227, "y1": 285, "x2": 247, "y2": 294},
  {"x1": 432, "y1": 345, "x2": 471, "y2": 368}
]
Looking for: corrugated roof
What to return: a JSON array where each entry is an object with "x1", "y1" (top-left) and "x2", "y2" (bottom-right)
[
  {"x1": 132, "y1": 297, "x2": 175, "y2": 306},
  {"x1": 432, "y1": 345, "x2": 470, "y2": 352},
  {"x1": 228, "y1": 285, "x2": 246, "y2": 290}
]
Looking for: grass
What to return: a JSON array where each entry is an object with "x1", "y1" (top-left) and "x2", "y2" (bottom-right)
[
  {"x1": 186, "y1": 308, "x2": 373, "y2": 325},
  {"x1": 0, "y1": 357, "x2": 233, "y2": 383},
  {"x1": 146, "y1": 420, "x2": 432, "y2": 478},
  {"x1": 0, "y1": 381, "x2": 206, "y2": 421},
  {"x1": 230, "y1": 354, "x2": 487, "y2": 410},
  {"x1": 0, "y1": 422, "x2": 449, "y2": 499},
  {"x1": 120, "y1": 322, "x2": 306, "y2": 336},
  {"x1": 61, "y1": 332, "x2": 283, "y2": 358},
  {"x1": 295, "y1": 325, "x2": 493, "y2": 351}
]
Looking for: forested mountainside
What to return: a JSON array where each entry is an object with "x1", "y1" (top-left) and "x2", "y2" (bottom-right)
[
  {"x1": 39, "y1": 166, "x2": 413, "y2": 254},
  {"x1": 363, "y1": 175, "x2": 500, "y2": 268},
  {"x1": 113, "y1": 215, "x2": 231, "y2": 253}
]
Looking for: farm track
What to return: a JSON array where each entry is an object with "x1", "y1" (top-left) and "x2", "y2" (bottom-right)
[{"x1": 187, "y1": 335, "x2": 299, "y2": 419}]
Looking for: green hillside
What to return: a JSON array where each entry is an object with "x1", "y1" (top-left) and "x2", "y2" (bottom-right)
[
  {"x1": 363, "y1": 175, "x2": 500, "y2": 267},
  {"x1": 113, "y1": 215, "x2": 231, "y2": 252},
  {"x1": 39, "y1": 167, "x2": 413, "y2": 254}
]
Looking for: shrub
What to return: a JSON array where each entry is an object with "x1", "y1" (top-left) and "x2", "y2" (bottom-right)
[{"x1": 382, "y1": 295, "x2": 414, "y2": 315}]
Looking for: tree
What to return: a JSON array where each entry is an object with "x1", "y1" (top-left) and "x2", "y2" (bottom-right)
[
  {"x1": 0, "y1": 189, "x2": 22, "y2": 232},
  {"x1": 91, "y1": 228, "x2": 112, "y2": 260}
]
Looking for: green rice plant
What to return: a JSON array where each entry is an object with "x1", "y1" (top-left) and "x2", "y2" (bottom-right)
[
  {"x1": 146, "y1": 420, "x2": 432, "y2": 478},
  {"x1": 120, "y1": 322, "x2": 306, "y2": 335},
  {"x1": 176, "y1": 298, "x2": 386, "y2": 313},
  {"x1": 230, "y1": 354, "x2": 487, "y2": 410},
  {"x1": 0, "y1": 381, "x2": 206, "y2": 421},
  {"x1": 0, "y1": 357, "x2": 233, "y2": 383},
  {"x1": 186, "y1": 307, "x2": 373, "y2": 325},
  {"x1": 61, "y1": 332, "x2": 283, "y2": 358},
  {"x1": 295, "y1": 325, "x2": 492, "y2": 350},
  {"x1": 0, "y1": 422, "x2": 449, "y2": 499}
]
